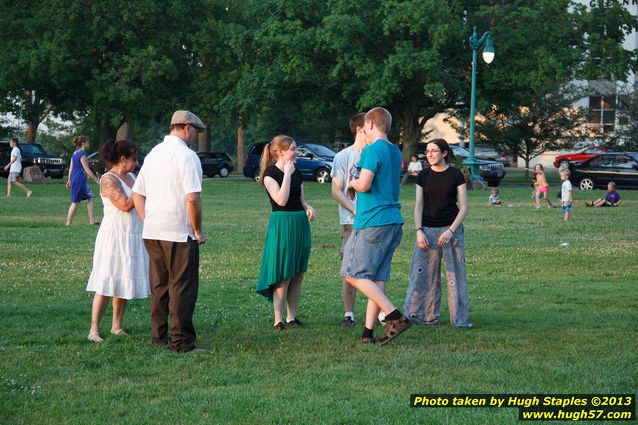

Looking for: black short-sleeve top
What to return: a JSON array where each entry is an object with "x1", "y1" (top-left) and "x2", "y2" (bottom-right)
[
  {"x1": 416, "y1": 166, "x2": 466, "y2": 227},
  {"x1": 263, "y1": 165, "x2": 305, "y2": 212}
]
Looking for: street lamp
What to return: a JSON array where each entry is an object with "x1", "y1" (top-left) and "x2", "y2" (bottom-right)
[{"x1": 465, "y1": 26, "x2": 495, "y2": 180}]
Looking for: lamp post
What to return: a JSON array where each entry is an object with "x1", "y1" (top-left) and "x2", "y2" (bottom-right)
[{"x1": 465, "y1": 26, "x2": 495, "y2": 179}]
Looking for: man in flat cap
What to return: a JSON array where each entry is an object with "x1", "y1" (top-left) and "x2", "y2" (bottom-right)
[{"x1": 133, "y1": 110, "x2": 207, "y2": 353}]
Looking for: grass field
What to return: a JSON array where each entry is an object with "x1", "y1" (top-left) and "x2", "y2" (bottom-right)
[{"x1": 1, "y1": 173, "x2": 636, "y2": 424}]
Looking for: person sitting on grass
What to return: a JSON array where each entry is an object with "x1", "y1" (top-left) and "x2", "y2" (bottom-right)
[
  {"x1": 401, "y1": 154, "x2": 422, "y2": 185},
  {"x1": 587, "y1": 182, "x2": 623, "y2": 207},
  {"x1": 488, "y1": 188, "x2": 502, "y2": 206}
]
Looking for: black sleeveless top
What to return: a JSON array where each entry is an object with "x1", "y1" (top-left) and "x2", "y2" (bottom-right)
[{"x1": 264, "y1": 165, "x2": 304, "y2": 211}]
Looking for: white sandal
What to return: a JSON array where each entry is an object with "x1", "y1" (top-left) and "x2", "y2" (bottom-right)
[{"x1": 87, "y1": 332, "x2": 103, "y2": 342}]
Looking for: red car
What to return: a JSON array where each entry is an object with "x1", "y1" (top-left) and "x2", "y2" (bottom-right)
[{"x1": 553, "y1": 146, "x2": 608, "y2": 168}]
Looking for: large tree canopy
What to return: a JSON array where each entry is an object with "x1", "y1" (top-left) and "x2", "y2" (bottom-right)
[{"x1": 1, "y1": 0, "x2": 636, "y2": 155}]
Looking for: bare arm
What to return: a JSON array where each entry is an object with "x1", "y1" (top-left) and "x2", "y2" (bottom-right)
[
  {"x1": 414, "y1": 184, "x2": 428, "y2": 249},
  {"x1": 437, "y1": 183, "x2": 468, "y2": 247},
  {"x1": 263, "y1": 162, "x2": 294, "y2": 207},
  {"x1": 4, "y1": 153, "x2": 17, "y2": 170},
  {"x1": 331, "y1": 177, "x2": 355, "y2": 215},
  {"x1": 300, "y1": 183, "x2": 315, "y2": 222},
  {"x1": 186, "y1": 192, "x2": 206, "y2": 244},
  {"x1": 349, "y1": 168, "x2": 374, "y2": 193},
  {"x1": 132, "y1": 192, "x2": 146, "y2": 222},
  {"x1": 66, "y1": 161, "x2": 73, "y2": 189},
  {"x1": 80, "y1": 155, "x2": 100, "y2": 184},
  {"x1": 100, "y1": 175, "x2": 134, "y2": 212}
]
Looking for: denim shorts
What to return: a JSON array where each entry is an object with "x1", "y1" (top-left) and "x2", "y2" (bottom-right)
[
  {"x1": 562, "y1": 203, "x2": 572, "y2": 212},
  {"x1": 340, "y1": 224, "x2": 402, "y2": 282}
]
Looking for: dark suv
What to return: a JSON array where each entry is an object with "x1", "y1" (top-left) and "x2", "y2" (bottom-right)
[
  {"x1": 243, "y1": 141, "x2": 335, "y2": 183},
  {"x1": 0, "y1": 141, "x2": 66, "y2": 179},
  {"x1": 450, "y1": 145, "x2": 506, "y2": 187},
  {"x1": 197, "y1": 152, "x2": 234, "y2": 178}
]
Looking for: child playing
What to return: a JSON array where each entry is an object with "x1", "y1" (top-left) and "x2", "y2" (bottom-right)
[
  {"x1": 587, "y1": 182, "x2": 623, "y2": 207},
  {"x1": 560, "y1": 169, "x2": 572, "y2": 221},
  {"x1": 530, "y1": 164, "x2": 553, "y2": 208},
  {"x1": 488, "y1": 188, "x2": 503, "y2": 206}
]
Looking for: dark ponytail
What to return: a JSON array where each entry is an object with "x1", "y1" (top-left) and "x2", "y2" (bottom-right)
[{"x1": 100, "y1": 139, "x2": 139, "y2": 167}]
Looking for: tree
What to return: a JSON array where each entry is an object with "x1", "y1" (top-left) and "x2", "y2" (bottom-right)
[
  {"x1": 463, "y1": 0, "x2": 637, "y2": 165},
  {"x1": 478, "y1": 84, "x2": 587, "y2": 169},
  {"x1": 321, "y1": 0, "x2": 469, "y2": 159},
  {"x1": 0, "y1": 0, "x2": 85, "y2": 143},
  {"x1": 609, "y1": 81, "x2": 638, "y2": 151}
]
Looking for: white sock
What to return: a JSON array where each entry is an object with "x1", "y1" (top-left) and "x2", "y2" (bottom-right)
[
  {"x1": 344, "y1": 312, "x2": 354, "y2": 321},
  {"x1": 378, "y1": 312, "x2": 386, "y2": 322}
]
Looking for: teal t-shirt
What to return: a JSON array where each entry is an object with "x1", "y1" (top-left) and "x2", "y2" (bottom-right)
[{"x1": 354, "y1": 139, "x2": 403, "y2": 229}]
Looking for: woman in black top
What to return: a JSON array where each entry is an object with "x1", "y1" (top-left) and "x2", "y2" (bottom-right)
[
  {"x1": 256, "y1": 135, "x2": 316, "y2": 330},
  {"x1": 403, "y1": 138, "x2": 473, "y2": 327}
]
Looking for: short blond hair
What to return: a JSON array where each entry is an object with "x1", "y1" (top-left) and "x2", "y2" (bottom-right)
[
  {"x1": 560, "y1": 169, "x2": 571, "y2": 177},
  {"x1": 365, "y1": 107, "x2": 392, "y2": 133}
]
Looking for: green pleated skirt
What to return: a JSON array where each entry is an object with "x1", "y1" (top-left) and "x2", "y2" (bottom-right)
[{"x1": 256, "y1": 210, "x2": 312, "y2": 301}]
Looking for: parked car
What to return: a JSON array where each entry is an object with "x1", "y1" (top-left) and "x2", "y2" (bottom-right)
[
  {"x1": 449, "y1": 145, "x2": 507, "y2": 187},
  {"x1": 0, "y1": 140, "x2": 66, "y2": 179},
  {"x1": 87, "y1": 151, "x2": 145, "y2": 176},
  {"x1": 553, "y1": 145, "x2": 608, "y2": 168},
  {"x1": 197, "y1": 152, "x2": 233, "y2": 177},
  {"x1": 568, "y1": 152, "x2": 638, "y2": 190},
  {"x1": 473, "y1": 145, "x2": 512, "y2": 167},
  {"x1": 243, "y1": 141, "x2": 335, "y2": 183}
]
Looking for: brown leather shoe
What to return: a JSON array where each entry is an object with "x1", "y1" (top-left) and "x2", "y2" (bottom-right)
[
  {"x1": 273, "y1": 322, "x2": 286, "y2": 330},
  {"x1": 378, "y1": 315, "x2": 412, "y2": 345}
]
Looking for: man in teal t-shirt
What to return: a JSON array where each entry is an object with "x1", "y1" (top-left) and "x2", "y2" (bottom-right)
[
  {"x1": 340, "y1": 107, "x2": 412, "y2": 345},
  {"x1": 354, "y1": 133, "x2": 403, "y2": 229}
]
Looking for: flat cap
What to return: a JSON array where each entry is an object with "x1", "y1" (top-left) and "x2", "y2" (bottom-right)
[{"x1": 171, "y1": 110, "x2": 205, "y2": 131}]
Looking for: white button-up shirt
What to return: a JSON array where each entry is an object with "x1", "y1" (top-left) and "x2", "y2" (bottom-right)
[{"x1": 133, "y1": 135, "x2": 203, "y2": 242}]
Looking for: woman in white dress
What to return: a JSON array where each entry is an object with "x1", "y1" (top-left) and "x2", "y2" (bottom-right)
[{"x1": 86, "y1": 139, "x2": 149, "y2": 342}]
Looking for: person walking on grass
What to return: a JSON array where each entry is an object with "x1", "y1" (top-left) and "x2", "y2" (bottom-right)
[
  {"x1": 560, "y1": 169, "x2": 573, "y2": 222},
  {"x1": 66, "y1": 136, "x2": 100, "y2": 225},
  {"x1": 529, "y1": 164, "x2": 553, "y2": 209},
  {"x1": 331, "y1": 113, "x2": 366, "y2": 328},
  {"x1": 341, "y1": 107, "x2": 412, "y2": 345},
  {"x1": 132, "y1": 110, "x2": 207, "y2": 353},
  {"x1": 404, "y1": 138, "x2": 473, "y2": 328},
  {"x1": 256, "y1": 135, "x2": 315, "y2": 330},
  {"x1": 87, "y1": 139, "x2": 149, "y2": 342},
  {"x1": 4, "y1": 138, "x2": 33, "y2": 197}
]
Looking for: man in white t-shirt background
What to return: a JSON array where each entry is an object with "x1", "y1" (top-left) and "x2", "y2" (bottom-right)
[
  {"x1": 3, "y1": 138, "x2": 32, "y2": 197},
  {"x1": 133, "y1": 110, "x2": 207, "y2": 353},
  {"x1": 400, "y1": 154, "x2": 423, "y2": 185}
]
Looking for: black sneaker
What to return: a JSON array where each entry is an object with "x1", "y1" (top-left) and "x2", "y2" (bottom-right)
[
  {"x1": 341, "y1": 316, "x2": 355, "y2": 328},
  {"x1": 286, "y1": 318, "x2": 303, "y2": 327},
  {"x1": 273, "y1": 322, "x2": 286, "y2": 330}
]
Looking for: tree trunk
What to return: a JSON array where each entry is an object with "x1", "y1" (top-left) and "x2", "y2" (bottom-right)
[
  {"x1": 400, "y1": 110, "x2": 419, "y2": 161},
  {"x1": 24, "y1": 119, "x2": 38, "y2": 144},
  {"x1": 197, "y1": 125, "x2": 210, "y2": 152},
  {"x1": 99, "y1": 116, "x2": 117, "y2": 146},
  {"x1": 237, "y1": 115, "x2": 246, "y2": 174},
  {"x1": 116, "y1": 120, "x2": 132, "y2": 141}
]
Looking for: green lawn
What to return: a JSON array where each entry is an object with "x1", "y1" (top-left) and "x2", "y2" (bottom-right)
[{"x1": 1, "y1": 177, "x2": 636, "y2": 424}]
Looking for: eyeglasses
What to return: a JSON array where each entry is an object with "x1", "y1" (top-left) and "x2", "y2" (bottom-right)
[{"x1": 426, "y1": 150, "x2": 441, "y2": 154}]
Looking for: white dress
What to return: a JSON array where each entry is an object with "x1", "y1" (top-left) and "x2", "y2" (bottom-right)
[{"x1": 86, "y1": 172, "x2": 150, "y2": 299}]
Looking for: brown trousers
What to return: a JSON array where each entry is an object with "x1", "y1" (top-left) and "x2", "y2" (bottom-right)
[{"x1": 144, "y1": 238, "x2": 199, "y2": 352}]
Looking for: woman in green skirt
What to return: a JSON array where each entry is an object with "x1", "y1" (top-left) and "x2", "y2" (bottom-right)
[{"x1": 256, "y1": 135, "x2": 316, "y2": 330}]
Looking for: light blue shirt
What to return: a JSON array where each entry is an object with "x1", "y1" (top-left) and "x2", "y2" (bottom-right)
[{"x1": 354, "y1": 139, "x2": 403, "y2": 229}]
